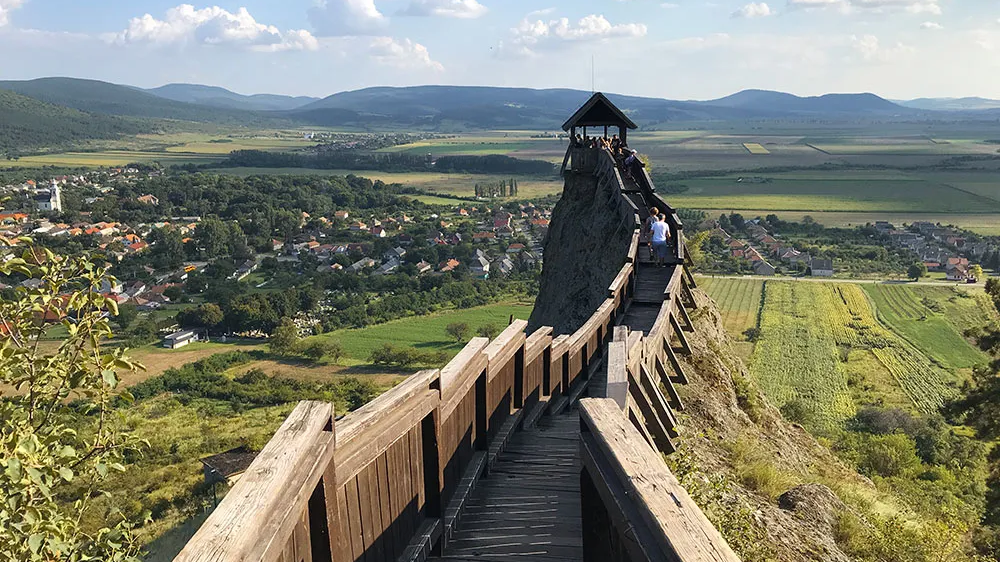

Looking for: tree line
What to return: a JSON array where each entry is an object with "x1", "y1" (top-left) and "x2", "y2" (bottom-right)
[{"x1": 219, "y1": 150, "x2": 555, "y2": 176}]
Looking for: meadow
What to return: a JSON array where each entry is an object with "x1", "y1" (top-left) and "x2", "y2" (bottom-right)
[
  {"x1": 305, "y1": 301, "x2": 534, "y2": 365},
  {"x1": 701, "y1": 280, "x2": 985, "y2": 428}
]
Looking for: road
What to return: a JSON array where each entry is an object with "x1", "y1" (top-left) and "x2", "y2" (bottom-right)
[{"x1": 694, "y1": 273, "x2": 985, "y2": 289}]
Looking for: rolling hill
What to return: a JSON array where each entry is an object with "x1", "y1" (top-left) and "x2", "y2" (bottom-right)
[
  {"x1": 288, "y1": 86, "x2": 915, "y2": 129},
  {"x1": 897, "y1": 97, "x2": 1000, "y2": 111},
  {"x1": 0, "y1": 89, "x2": 143, "y2": 156},
  {"x1": 0, "y1": 77, "x2": 281, "y2": 126},
  {"x1": 145, "y1": 83, "x2": 319, "y2": 112}
]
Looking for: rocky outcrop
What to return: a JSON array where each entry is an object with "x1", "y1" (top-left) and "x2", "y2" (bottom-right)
[{"x1": 528, "y1": 172, "x2": 631, "y2": 335}]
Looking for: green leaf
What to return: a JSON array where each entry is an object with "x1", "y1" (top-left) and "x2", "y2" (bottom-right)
[
  {"x1": 58, "y1": 467, "x2": 74, "y2": 482},
  {"x1": 102, "y1": 369, "x2": 118, "y2": 389},
  {"x1": 95, "y1": 463, "x2": 108, "y2": 477},
  {"x1": 5, "y1": 458, "x2": 21, "y2": 480},
  {"x1": 27, "y1": 533, "x2": 43, "y2": 554}
]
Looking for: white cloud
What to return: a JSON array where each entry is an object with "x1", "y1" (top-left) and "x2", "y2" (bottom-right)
[
  {"x1": 920, "y1": 21, "x2": 942, "y2": 29},
  {"x1": 851, "y1": 33, "x2": 913, "y2": 60},
  {"x1": 309, "y1": 0, "x2": 387, "y2": 36},
  {"x1": 400, "y1": 0, "x2": 488, "y2": 18},
  {"x1": 0, "y1": 0, "x2": 24, "y2": 27},
  {"x1": 787, "y1": 0, "x2": 943, "y2": 15},
  {"x1": 368, "y1": 36, "x2": 444, "y2": 70},
  {"x1": 113, "y1": 5, "x2": 318, "y2": 51},
  {"x1": 733, "y1": 2, "x2": 774, "y2": 18},
  {"x1": 503, "y1": 13, "x2": 647, "y2": 56}
]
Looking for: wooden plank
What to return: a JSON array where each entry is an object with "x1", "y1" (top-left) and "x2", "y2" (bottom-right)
[
  {"x1": 639, "y1": 363, "x2": 680, "y2": 439},
  {"x1": 358, "y1": 465, "x2": 380, "y2": 561},
  {"x1": 579, "y1": 399, "x2": 741, "y2": 562},
  {"x1": 344, "y1": 477, "x2": 364, "y2": 561},
  {"x1": 664, "y1": 342, "x2": 690, "y2": 385},
  {"x1": 376, "y1": 453, "x2": 396, "y2": 561},
  {"x1": 627, "y1": 230, "x2": 640, "y2": 264},
  {"x1": 336, "y1": 388, "x2": 438, "y2": 487},
  {"x1": 654, "y1": 355, "x2": 685, "y2": 412},
  {"x1": 670, "y1": 313, "x2": 692, "y2": 356},
  {"x1": 175, "y1": 401, "x2": 336, "y2": 562},
  {"x1": 524, "y1": 327, "x2": 552, "y2": 365},
  {"x1": 484, "y1": 321, "x2": 527, "y2": 381},
  {"x1": 627, "y1": 369, "x2": 675, "y2": 454},
  {"x1": 607, "y1": 264, "x2": 632, "y2": 296},
  {"x1": 603, "y1": 341, "x2": 629, "y2": 411},
  {"x1": 338, "y1": 370, "x2": 439, "y2": 446},
  {"x1": 440, "y1": 340, "x2": 489, "y2": 419},
  {"x1": 677, "y1": 296, "x2": 695, "y2": 333}
]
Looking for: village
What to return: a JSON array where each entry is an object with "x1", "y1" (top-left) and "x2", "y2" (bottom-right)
[
  {"x1": 0, "y1": 171, "x2": 552, "y2": 344},
  {"x1": 707, "y1": 215, "x2": 994, "y2": 281}
]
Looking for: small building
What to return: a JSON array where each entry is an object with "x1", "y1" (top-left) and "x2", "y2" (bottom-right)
[
  {"x1": 809, "y1": 258, "x2": 834, "y2": 277},
  {"x1": 200, "y1": 446, "x2": 259, "y2": 486},
  {"x1": 162, "y1": 329, "x2": 201, "y2": 349},
  {"x1": 753, "y1": 260, "x2": 776, "y2": 276}
]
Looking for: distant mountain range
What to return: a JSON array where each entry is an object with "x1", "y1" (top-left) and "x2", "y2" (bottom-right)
[
  {"x1": 144, "y1": 83, "x2": 319, "y2": 112},
  {"x1": 2, "y1": 76, "x2": 1000, "y2": 154}
]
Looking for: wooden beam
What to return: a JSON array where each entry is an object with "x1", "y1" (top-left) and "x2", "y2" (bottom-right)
[
  {"x1": 670, "y1": 313, "x2": 692, "y2": 356},
  {"x1": 579, "y1": 399, "x2": 742, "y2": 562},
  {"x1": 439, "y1": 339, "x2": 489, "y2": 419},
  {"x1": 627, "y1": 368, "x2": 675, "y2": 453},
  {"x1": 654, "y1": 355, "x2": 685, "y2": 412},
  {"x1": 677, "y1": 298, "x2": 695, "y2": 333},
  {"x1": 639, "y1": 363, "x2": 680, "y2": 439},
  {"x1": 664, "y1": 342, "x2": 689, "y2": 385},
  {"x1": 175, "y1": 401, "x2": 336, "y2": 562},
  {"x1": 603, "y1": 341, "x2": 629, "y2": 411}
]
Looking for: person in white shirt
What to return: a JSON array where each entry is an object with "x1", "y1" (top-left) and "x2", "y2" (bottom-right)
[{"x1": 650, "y1": 214, "x2": 671, "y2": 266}]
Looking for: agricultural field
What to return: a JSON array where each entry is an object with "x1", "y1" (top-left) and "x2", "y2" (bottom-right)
[
  {"x1": 305, "y1": 301, "x2": 534, "y2": 365},
  {"x1": 666, "y1": 171, "x2": 1000, "y2": 214},
  {"x1": 743, "y1": 143, "x2": 770, "y2": 155},
  {"x1": 206, "y1": 167, "x2": 563, "y2": 200},
  {"x1": 4, "y1": 150, "x2": 224, "y2": 168},
  {"x1": 862, "y1": 284, "x2": 990, "y2": 373},
  {"x1": 697, "y1": 278, "x2": 763, "y2": 358},
  {"x1": 704, "y1": 279, "x2": 975, "y2": 428},
  {"x1": 379, "y1": 133, "x2": 567, "y2": 163},
  {"x1": 705, "y1": 210, "x2": 1000, "y2": 236}
]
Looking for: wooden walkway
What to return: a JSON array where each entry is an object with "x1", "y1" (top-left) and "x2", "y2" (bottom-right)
[{"x1": 434, "y1": 414, "x2": 583, "y2": 561}]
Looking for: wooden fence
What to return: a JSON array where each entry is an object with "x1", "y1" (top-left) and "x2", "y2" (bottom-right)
[{"x1": 173, "y1": 143, "x2": 738, "y2": 562}]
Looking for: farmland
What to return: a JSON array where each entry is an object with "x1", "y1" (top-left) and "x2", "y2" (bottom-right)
[
  {"x1": 702, "y1": 279, "x2": 981, "y2": 428},
  {"x1": 695, "y1": 278, "x2": 763, "y2": 358},
  {"x1": 743, "y1": 142, "x2": 770, "y2": 155},
  {"x1": 304, "y1": 301, "x2": 534, "y2": 365}
]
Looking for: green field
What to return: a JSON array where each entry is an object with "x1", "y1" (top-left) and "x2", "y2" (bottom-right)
[
  {"x1": 696, "y1": 278, "x2": 763, "y2": 358},
  {"x1": 667, "y1": 171, "x2": 1000, "y2": 213},
  {"x1": 862, "y1": 284, "x2": 990, "y2": 372},
  {"x1": 378, "y1": 133, "x2": 567, "y2": 163},
  {"x1": 702, "y1": 280, "x2": 981, "y2": 427},
  {"x1": 305, "y1": 302, "x2": 534, "y2": 364},
  {"x1": 703, "y1": 210, "x2": 1000, "y2": 236}
]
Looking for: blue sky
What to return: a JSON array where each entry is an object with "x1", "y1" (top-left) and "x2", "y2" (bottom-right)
[{"x1": 0, "y1": 0, "x2": 996, "y2": 99}]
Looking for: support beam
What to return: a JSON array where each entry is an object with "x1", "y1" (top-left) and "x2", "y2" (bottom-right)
[
  {"x1": 664, "y1": 341, "x2": 689, "y2": 385},
  {"x1": 677, "y1": 298, "x2": 695, "y2": 333},
  {"x1": 670, "y1": 313, "x2": 692, "y2": 356},
  {"x1": 654, "y1": 355, "x2": 684, "y2": 412}
]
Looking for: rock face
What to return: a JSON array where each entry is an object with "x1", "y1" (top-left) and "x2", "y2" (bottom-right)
[{"x1": 528, "y1": 172, "x2": 631, "y2": 335}]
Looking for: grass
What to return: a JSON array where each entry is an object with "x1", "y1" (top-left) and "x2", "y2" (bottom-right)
[
  {"x1": 698, "y1": 278, "x2": 763, "y2": 359},
  {"x1": 862, "y1": 284, "x2": 989, "y2": 372},
  {"x1": 304, "y1": 301, "x2": 534, "y2": 365}
]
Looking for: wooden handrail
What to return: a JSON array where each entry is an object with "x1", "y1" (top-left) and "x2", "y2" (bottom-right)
[{"x1": 580, "y1": 398, "x2": 741, "y2": 562}]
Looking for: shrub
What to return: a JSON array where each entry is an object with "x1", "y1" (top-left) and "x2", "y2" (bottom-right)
[
  {"x1": 780, "y1": 398, "x2": 813, "y2": 426},
  {"x1": 857, "y1": 433, "x2": 922, "y2": 478},
  {"x1": 737, "y1": 460, "x2": 796, "y2": 501},
  {"x1": 732, "y1": 372, "x2": 763, "y2": 423}
]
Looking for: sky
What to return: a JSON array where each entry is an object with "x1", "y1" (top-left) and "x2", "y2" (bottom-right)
[{"x1": 0, "y1": 0, "x2": 997, "y2": 100}]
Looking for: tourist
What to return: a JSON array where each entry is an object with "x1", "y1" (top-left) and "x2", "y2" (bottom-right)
[
  {"x1": 650, "y1": 214, "x2": 671, "y2": 266},
  {"x1": 643, "y1": 206, "x2": 659, "y2": 257}
]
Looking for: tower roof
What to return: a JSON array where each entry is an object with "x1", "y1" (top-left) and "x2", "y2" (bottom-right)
[{"x1": 562, "y1": 92, "x2": 637, "y2": 132}]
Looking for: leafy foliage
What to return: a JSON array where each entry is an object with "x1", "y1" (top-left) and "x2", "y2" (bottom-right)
[{"x1": 0, "y1": 242, "x2": 145, "y2": 560}]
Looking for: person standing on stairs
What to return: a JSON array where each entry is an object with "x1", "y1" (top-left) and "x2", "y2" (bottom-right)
[
  {"x1": 651, "y1": 214, "x2": 671, "y2": 266},
  {"x1": 644, "y1": 207, "x2": 659, "y2": 260}
]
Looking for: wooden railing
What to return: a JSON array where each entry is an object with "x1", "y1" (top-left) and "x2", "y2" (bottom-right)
[{"x1": 174, "y1": 141, "x2": 737, "y2": 562}]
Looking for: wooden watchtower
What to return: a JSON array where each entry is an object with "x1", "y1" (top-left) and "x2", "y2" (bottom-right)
[{"x1": 562, "y1": 92, "x2": 637, "y2": 145}]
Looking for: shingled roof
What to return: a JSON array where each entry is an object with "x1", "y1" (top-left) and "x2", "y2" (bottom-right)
[
  {"x1": 562, "y1": 92, "x2": 637, "y2": 132},
  {"x1": 200, "y1": 446, "x2": 258, "y2": 479}
]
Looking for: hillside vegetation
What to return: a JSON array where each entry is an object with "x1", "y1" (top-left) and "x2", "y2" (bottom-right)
[{"x1": 0, "y1": 88, "x2": 143, "y2": 155}]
